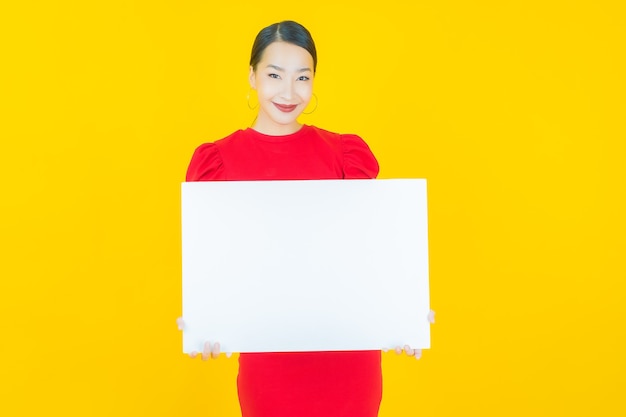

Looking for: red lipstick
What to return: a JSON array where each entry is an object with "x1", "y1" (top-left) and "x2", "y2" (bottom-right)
[{"x1": 273, "y1": 103, "x2": 298, "y2": 113}]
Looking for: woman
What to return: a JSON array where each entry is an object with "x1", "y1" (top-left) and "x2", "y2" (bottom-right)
[{"x1": 180, "y1": 20, "x2": 430, "y2": 417}]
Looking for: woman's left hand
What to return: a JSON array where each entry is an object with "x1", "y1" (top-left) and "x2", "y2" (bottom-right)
[{"x1": 389, "y1": 309, "x2": 435, "y2": 359}]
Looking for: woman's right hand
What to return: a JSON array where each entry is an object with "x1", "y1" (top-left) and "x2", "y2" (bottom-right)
[{"x1": 176, "y1": 317, "x2": 222, "y2": 360}]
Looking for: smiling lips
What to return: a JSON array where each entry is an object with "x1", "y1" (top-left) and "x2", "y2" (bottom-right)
[{"x1": 273, "y1": 103, "x2": 298, "y2": 113}]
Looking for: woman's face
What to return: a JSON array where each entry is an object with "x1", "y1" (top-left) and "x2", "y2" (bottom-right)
[{"x1": 249, "y1": 41, "x2": 314, "y2": 134}]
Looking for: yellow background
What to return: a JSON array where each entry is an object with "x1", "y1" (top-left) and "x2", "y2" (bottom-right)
[{"x1": 1, "y1": 1, "x2": 624, "y2": 416}]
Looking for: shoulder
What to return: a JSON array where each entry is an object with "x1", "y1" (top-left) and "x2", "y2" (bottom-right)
[
  {"x1": 308, "y1": 125, "x2": 380, "y2": 179},
  {"x1": 306, "y1": 125, "x2": 368, "y2": 149},
  {"x1": 185, "y1": 130, "x2": 246, "y2": 181},
  {"x1": 306, "y1": 125, "x2": 341, "y2": 140}
]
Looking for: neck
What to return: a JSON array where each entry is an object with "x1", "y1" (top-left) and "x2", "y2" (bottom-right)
[{"x1": 252, "y1": 114, "x2": 302, "y2": 136}]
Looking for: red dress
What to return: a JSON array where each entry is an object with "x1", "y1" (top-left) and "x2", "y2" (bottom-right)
[{"x1": 186, "y1": 124, "x2": 382, "y2": 417}]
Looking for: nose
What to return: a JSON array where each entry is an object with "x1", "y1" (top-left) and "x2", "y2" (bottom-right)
[{"x1": 280, "y1": 79, "x2": 295, "y2": 101}]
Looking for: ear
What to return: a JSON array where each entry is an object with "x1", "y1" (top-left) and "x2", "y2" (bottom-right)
[{"x1": 248, "y1": 66, "x2": 256, "y2": 89}]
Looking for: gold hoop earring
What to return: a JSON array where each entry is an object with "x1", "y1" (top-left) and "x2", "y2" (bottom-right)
[
  {"x1": 302, "y1": 93, "x2": 318, "y2": 114},
  {"x1": 247, "y1": 88, "x2": 259, "y2": 110}
]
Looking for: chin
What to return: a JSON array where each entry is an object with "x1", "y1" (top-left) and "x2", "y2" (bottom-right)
[
  {"x1": 271, "y1": 113, "x2": 301, "y2": 126},
  {"x1": 259, "y1": 107, "x2": 302, "y2": 128}
]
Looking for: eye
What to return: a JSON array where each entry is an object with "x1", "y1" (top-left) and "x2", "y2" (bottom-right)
[
  {"x1": 297, "y1": 75, "x2": 310, "y2": 81},
  {"x1": 268, "y1": 73, "x2": 280, "y2": 79}
]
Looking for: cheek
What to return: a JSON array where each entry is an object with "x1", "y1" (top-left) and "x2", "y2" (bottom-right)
[
  {"x1": 296, "y1": 83, "x2": 313, "y2": 101},
  {"x1": 256, "y1": 80, "x2": 278, "y2": 99},
  {"x1": 256, "y1": 84, "x2": 271, "y2": 100}
]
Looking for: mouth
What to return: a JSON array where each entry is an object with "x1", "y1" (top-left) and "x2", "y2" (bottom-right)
[{"x1": 273, "y1": 103, "x2": 298, "y2": 113}]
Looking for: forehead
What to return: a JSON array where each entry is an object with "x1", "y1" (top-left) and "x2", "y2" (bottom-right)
[{"x1": 259, "y1": 41, "x2": 314, "y2": 70}]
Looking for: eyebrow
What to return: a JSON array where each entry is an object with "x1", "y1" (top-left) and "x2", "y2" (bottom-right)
[{"x1": 265, "y1": 64, "x2": 312, "y2": 73}]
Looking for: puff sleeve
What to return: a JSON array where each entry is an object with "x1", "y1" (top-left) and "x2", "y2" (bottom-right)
[
  {"x1": 341, "y1": 134, "x2": 380, "y2": 179},
  {"x1": 185, "y1": 143, "x2": 226, "y2": 181}
]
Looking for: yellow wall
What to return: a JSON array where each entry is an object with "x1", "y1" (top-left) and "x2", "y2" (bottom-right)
[{"x1": 1, "y1": 1, "x2": 624, "y2": 415}]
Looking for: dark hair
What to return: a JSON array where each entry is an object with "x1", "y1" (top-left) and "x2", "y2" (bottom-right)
[{"x1": 250, "y1": 20, "x2": 317, "y2": 73}]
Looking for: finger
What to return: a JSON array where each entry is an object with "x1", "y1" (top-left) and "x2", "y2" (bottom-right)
[
  {"x1": 202, "y1": 341, "x2": 211, "y2": 361},
  {"x1": 414, "y1": 349, "x2": 422, "y2": 360},
  {"x1": 189, "y1": 351, "x2": 198, "y2": 359},
  {"x1": 211, "y1": 342, "x2": 221, "y2": 359},
  {"x1": 404, "y1": 344, "x2": 415, "y2": 356},
  {"x1": 394, "y1": 346, "x2": 402, "y2": 355},
  {"x1": 427, "y1": 310, "x2": 435, "y2": 324},
  {"x1": 176, "y1": 317, "x2": 185, "y2": 331},
  {"x1": 225, "y1": 352, "x2": 233, "y2": 358}
]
